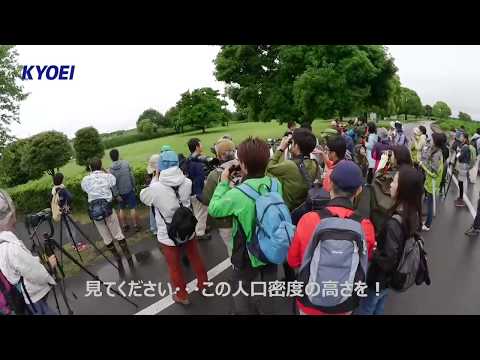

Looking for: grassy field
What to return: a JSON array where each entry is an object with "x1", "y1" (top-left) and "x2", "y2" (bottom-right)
[
  {"x1": 8, "y1": 120, "x2": 330, "y2": 191},
  {"x1": 434, "y1": 118, "x2": 480, "y2": 136}
]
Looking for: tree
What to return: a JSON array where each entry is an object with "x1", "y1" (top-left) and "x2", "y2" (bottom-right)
[
  {"x1": 136, "y1": 108, "x2": 166, "y2": 128},
  {"x1": 175, "y1": 87, "x2": 228, "y2": 133},
  {"x1": 424, "y1": 105, "x2": 433, "y2": 118},
  {"x1": 398, "y1": 87, "x2": 423, "y2": 120},
  {"x1": 432, "y1": 101, "x2": 452, "y2": 119},
  {"x1": 165, "y1": 106, "x2": 183, "y2": 133},
  {"x1": 458, "y1": 111, "x2": 472, "y2": 121},
  {"x1": 0, "y1": 139, "x2": 43, "y2": 186},
  {"x1": 0, "y1": 45, "x2": 28, "y2": 148},
  {"x1": 137, "y1": 118, "x2": 158, "y2": 135},
  {"x1": 214, "y1": 45, "x2": 398, "y2": 124},
  {"x1": 73, "y1": 127, "x2": 105, "y2": 170},
  {"x1": 21, "y1": 131, "x2": 73, "y2": 178}
]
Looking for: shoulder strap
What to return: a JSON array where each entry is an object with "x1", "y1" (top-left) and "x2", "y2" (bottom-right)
[
  {"x1": 316, "y1": 207, "x2": 334, "y2": 220},
  {"x1": 270, "y1": 177, "x2": 278, "y2": 193},
  {"x1": 171, "y1": 185, "x2": 184, "y2": 208},
  {"x1": 294, "y1": 158, "x2": 314, "y2": 188},
  {"x1": 236, "y1": 183, "x2": 260, "y2": 201}
]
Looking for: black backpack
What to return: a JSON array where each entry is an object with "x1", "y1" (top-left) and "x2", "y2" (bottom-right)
[
  {"x1": 156, "y1": 185, "x2": 197, "y2": 246},
  {"x1": 87, "y1": 198, "x2": 113, "y2": 222},
  {"x1": 390, "y1": 215, "x2": 431, "y2": 292}
]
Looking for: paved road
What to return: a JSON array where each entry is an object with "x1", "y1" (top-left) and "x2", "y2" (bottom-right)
[{"x1": 38, "y1": 122, "x2": 480, "y2": 315}]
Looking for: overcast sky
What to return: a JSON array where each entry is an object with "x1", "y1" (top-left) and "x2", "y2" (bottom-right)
[{"x1": 11, "y1": 45, "x2": 480, "y2": 139}]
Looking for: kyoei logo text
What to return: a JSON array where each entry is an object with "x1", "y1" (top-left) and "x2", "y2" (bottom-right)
[{"x1": 22, "y1": 65, "x2": 75, "y2": 80}]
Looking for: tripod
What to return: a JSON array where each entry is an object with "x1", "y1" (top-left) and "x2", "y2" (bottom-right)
[
  {"x1": 28, "y1": 216, "x2": 139, "y2": 314},
  {"x1": 441, "y1": 150, "x2": 458, "y2": 201},
  {"x1": 58, "y1": 211, "x2": 120, "y2": 271}
]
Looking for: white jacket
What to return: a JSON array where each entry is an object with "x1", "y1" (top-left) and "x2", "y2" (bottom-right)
[
  {"x1": 0, "y1": 231, "x2": 55, "y2": 304},
  {"x1": 81, "y1": 171, "x2": 116, "y2": 203},
  {"x1": 140, "y1": 167, "x2": 192, "y2": 246}
]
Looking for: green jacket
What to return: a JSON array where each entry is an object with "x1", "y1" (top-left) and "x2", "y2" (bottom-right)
[
  {"x1": 421, "y1": 148, "x2": 443, "y2": 195},
  {"x1": 208, "y1": 176, "x2": 282, "y2": 268},
  {"x1": 266, "y1": 150, "x2": 319, "y2": 211}
]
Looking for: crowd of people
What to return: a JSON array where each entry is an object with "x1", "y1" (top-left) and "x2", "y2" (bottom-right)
[{"x1": 2, "y1": 117, "x2": 480, "y2": 316}]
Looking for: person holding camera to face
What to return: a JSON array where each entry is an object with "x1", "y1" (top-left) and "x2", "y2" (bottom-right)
[
  {"x1": 81, "y1": 159, "x2": 132, "y2": 264},
  {"x1": 200, "y1": 137, "x2": 241, "y2": 257},
  {"x1": 0, "y1": 190, "x2": 57, "y2": 315},
  {"x1": 266, "y1": 128, "x2": 319, "y2": 282}
]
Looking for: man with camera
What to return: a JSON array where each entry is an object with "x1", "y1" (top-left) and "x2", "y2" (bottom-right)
[
  {"x1": 81, "y1": 159, "x2": 132, "y2": 264},
  {"x1": 0, "y1": 190, "x2": 57, "y2": 315},
  {"x1": 266, "y1": 128, "x2": 319, "y2": 281},
  {"x1": 184, "y1": 138, "x2": 212, "y2": 241},
  {"x1": 200, "y1": 137, "x2": 241, "y2": 257}
]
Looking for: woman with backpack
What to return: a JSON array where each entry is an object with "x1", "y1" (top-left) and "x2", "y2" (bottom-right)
[
  {"x1": 140, "y1": 146, "x2": 208, "y2": 306},
  {"x1": 366, "y1": 122, "x2": 378, "y2": 185},
  {"x1": 356, "y1": 165, "x2": 424, "y2": 315}
]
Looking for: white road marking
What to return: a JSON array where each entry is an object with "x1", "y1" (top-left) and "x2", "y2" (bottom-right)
[
  {"x1": 451, "y1": 173, "x2": 476, "y2": 218},
  {"x1": 135, "y1": 258, "x2": 232, "y2": 315}
]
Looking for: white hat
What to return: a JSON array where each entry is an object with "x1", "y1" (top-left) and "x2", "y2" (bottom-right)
[
  {"x1": 0, "y1": 190, "x2": 15, "y2": 229},
  {"x1": 147, "y1": 154, "x2": 160, "y2": 175}
]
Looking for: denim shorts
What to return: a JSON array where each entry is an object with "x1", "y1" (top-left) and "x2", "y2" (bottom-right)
[{"x1": 119, "y1": 191, "x2": 137, "y2": 209}]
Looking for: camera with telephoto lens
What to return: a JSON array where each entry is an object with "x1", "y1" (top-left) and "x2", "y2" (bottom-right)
[
  {"x1": 26, "y1": 208, "x2": 52, "y2": 228},
  {"x1": 25, "y1": 208, "x2": 55, "y2": 240}
]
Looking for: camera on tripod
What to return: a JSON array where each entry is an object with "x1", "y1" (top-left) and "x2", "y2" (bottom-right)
[{"x1": 25, "y1": 208, "x2": 54, "y2": 237}]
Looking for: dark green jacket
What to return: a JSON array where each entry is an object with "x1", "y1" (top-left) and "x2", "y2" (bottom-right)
[{"x1": 266, "y1": 150, "x2": 319, "y2": 211}]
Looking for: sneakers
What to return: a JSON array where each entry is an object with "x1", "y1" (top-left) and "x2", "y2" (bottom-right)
[
  {"x1": 173, "y1": 294, "x2": 190, "y2": 305},
  {"x1": 422, "y1": 224, "x2": 431, "y2": 232},
  {"x1": 455, "y1": 198, "x2": 466, "y2": 207},
  {"x1": 465, "y1": 227, "x2": 480, "y2": 237}
]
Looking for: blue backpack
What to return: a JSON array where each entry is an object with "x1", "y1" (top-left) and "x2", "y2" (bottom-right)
[{"x1": 237, "y1": 178, "x2": 295, "y2": 265}]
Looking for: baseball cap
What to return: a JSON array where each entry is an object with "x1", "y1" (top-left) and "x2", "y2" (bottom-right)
[
  {"x1": 330, "y1": 160, "x2": 364, "y2": 193},
  {"x1": 158, "y1": 145, "x2": 179, "y2": 171}
]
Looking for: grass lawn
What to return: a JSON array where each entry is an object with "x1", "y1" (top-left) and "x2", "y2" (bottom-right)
[
  {"x1": 8, "y1": 120, "x2": 332, "y2": 191},
  {"x1": 434, "y1": 118, "x2": 480, "y2": 136}
]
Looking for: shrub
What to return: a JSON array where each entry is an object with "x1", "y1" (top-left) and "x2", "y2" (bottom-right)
[{"x1": 9, "y1": 166, "x2": 149, "y2": 215}]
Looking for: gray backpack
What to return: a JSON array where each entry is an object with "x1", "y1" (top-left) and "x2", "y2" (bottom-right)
[{"x1": 298, "y1": 208, "x2": 368, "y2": 314}]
